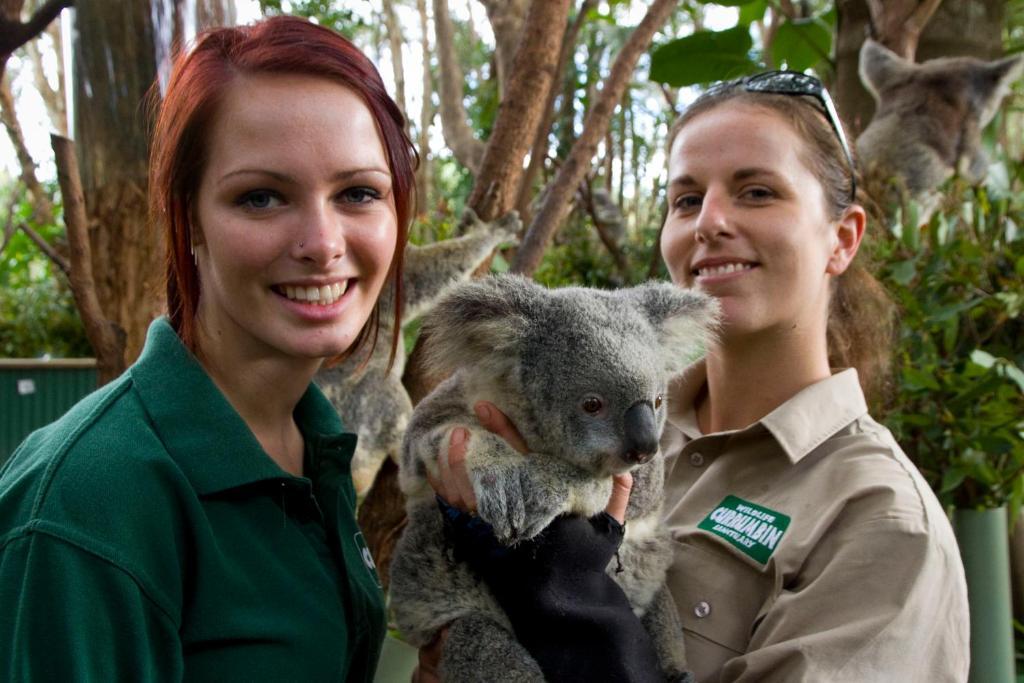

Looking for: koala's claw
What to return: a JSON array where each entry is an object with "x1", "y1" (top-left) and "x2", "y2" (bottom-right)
[{"x1": 472, "y1": 461, "x2": 566, "y2": 545}]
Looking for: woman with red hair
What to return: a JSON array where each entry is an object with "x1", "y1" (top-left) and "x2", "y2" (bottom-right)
[{"x1": 0, "y1": 16, "x2": 413, "y2": 680}]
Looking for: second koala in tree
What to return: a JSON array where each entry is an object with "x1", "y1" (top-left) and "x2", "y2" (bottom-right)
[
  {"x1": 390, "y1": 275, "x2": 717, "y2": 682},
  {"x1": 857, "y1": 38, "x2": 1024, "y2": 223},
  {"x1": 315, "y1": 211, "x2": 518, "y2": 495}
]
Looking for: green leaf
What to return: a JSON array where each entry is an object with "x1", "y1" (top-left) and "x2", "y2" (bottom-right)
[
  {"x1": 940, "y1": 467, "x2": 968, "y2": 494},
  {"x1": 649, "y1": 27, "x2": 759, "y2": 87},
  {"x1": 737, "y1": 0, "x2": 767, "y2": 25},
  {"x1": 902, "y1": 207, "x2": 921, "y2": 249},
  {"x1": 769, "y1": 18, "x2": 832, "y2": 71},
  {"x1": 889, "y1": 259, "x2": 917, "y2": 286},
  {"x1": 903, "y1": 366, "x2": 941, "y2": 391}
]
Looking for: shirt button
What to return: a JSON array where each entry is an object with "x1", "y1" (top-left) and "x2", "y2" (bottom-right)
[
  {"x1": 689, "y1": 451, "x2": 705, "y2": 467},
  {"x1": 693, "y1": 601, "x2": 711, "y2": 618}
]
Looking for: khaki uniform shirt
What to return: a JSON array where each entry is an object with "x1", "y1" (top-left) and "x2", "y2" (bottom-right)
[{"x1": 661, "y1": 364, "x2": 969, "y2": 682}]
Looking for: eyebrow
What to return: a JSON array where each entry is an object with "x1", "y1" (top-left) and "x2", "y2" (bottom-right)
[
  {"x1": 668, "y1": 167, "x2": 782, "y2": 189},
  {"x1": 217, "y1": 167, "x2": 392, "y2": 186}
]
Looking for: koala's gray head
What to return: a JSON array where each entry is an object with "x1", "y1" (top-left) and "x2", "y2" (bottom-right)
[
  {"x1": 860, "y1": 40, "x2": 1023, "y2": 127},
  {"x1": 422, "y1": 275, "x2": 718, "y2": 476},
  {"x1": 859, "y1": 39, "x2": 1023, "y2": 165}
]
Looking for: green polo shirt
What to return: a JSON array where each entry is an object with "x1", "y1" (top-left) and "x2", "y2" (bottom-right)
[{"x1": 0, "y1": 318, "x2": 385, "y2": 681}]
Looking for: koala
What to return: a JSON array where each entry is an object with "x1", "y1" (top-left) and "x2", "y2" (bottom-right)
[
  {"x1": 315, "y1": 210, "x2": 518, "y2": 495},
  {"x1": 857, "y1": 38, "x2": 1024, "y2": 223},
  {"x1": 390, "y1": 275, "x2": 718, "y2": 682},
  {"x1": 590, "y1": 185, "x2": 627, "y2": 246}
]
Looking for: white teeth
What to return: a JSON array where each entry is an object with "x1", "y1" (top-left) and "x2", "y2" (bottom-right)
[
  {"x1": 697, "y1": 262, "x2": 753, "y2": 277},
  {"x1": 280, "y1": 281, "x2": 350, "y2": 306}
]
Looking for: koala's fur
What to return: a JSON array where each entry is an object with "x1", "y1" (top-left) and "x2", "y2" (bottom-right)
[
  {"x1": 390, "y1": 275, "x2": 717, "y2": 682},
  {"x1": 315, "y1": 211, "x2": 518, "y2": 494},
  {"x1": 857, "y1": 38, "x2": 1024, "y2": 222}
]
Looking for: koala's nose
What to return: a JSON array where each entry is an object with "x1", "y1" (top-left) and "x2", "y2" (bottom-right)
[{"x1": 623, "y1": 400, "x2": 659, "y2": 465}]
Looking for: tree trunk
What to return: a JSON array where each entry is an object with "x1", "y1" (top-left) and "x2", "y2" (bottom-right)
[
  {"x1": 835, "y1": 0, "x2": 1005, "y2": 136},
  {"x1": 515, "y1": 0, "x2": 598, "y2": 223},
  {"x1": 478, "y1": 0, "x2": 529, "y2": 97},
  {"x1": 70, "y1": 0, "x2": 236, "y2": 370},
  {"x1": 432, "y1": 0, "x2": 485, "y2": 173},
  {"x1": 381, "y1": 0, "x2": 408, "y2": 125},
  {"x1": 465, "y1": 0, "x2": 571, "y2": 220},
  {"x1": 414, "y1": 0, "x2": 433, "y2": 217},
  {"x1": 512, "y1": 0, "x2": 680, "y2": 276}
]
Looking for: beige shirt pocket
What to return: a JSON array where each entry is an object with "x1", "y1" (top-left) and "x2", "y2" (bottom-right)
[{"x1": 666, "y1": 539, "x2": 773, "y2": 683}]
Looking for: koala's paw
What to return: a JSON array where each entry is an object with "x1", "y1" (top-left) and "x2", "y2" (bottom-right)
[
  {"x1": 491, "y1": 210, "x2": 522, "y2": 243},
  {"x1": 472, "y1": 460, "x2": 566, "y2": 545}
]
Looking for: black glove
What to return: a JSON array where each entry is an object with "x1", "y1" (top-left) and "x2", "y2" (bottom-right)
[{"x1": 438, "y1": 498, "x2": 666, "y2": 683}]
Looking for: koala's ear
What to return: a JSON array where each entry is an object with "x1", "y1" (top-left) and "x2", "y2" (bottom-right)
[
  {"x1": 976, "y1": 54, "x2": 1024, "y2": 126},
  {"x1": 859, "y1": 39, "x2": 912, "y2": 100},
  {"x1": 420, "y1": 275, "x2": 536, "y2": 376},
  {"x1": 625, "y1": 282, "x2": 720, "y2": 376}
]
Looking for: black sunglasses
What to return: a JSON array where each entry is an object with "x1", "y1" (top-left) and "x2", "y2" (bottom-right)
[{"x1": 707, "y1": 71, "x2": 857, "y2": 202}]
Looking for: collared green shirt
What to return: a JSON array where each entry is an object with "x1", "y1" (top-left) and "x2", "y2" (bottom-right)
[{"x1": 0, "y1": 318, "x2": 385, "y2": 681}]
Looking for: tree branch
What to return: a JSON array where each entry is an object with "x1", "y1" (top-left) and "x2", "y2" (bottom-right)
[
  {"x1": 432, "y1": 0, "x2": 485, "y2": 173},
  {"x1": 1, "y1": 70, "x2": 54, "y2": 224},
  {"x1": 18, "y1": 221, "x2": 69, "y2": 274},
  {"x1": 0, "y1": 0, "x2": 72, "y2": 69},
  {"x1": 512, "y1": 0, "x2": 680, "y2": 275},
  {"x1": 865, "y1": 0, "x2": 942, "y2": 60},
  {"x1": 907, "y1": 0, "x2": 943, "y2": 35},
  {"x1": 52, "y1": 133, "x2": 125, "y2": 383}
]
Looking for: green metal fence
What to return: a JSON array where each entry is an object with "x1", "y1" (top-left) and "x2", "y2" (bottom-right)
[{"x1": 0, "y1": 359, "x2": 98, "y2": 466}]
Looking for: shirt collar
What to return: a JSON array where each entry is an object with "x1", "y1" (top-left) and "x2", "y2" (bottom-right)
[
  {"x1": 666, "y1": 360, "x2": 868, "y2": 463},
  {"x1": 130, "y1": 318, "x2": 355, "y2": 495},
  {"x1": 759, "y1": 368, "x2": 867, "y2": 463}
]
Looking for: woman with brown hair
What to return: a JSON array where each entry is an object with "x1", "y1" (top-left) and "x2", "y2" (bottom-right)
[
  {"x1": 0, "y1": 16, "x2": 413, "y2": 680},
  {"x1": 424, "y1": 72, "x2": 969, "y2": 682}
]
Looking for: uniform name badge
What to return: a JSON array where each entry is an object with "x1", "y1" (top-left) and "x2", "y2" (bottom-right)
[{"x1": 698, "y1": 495, "x2": 791, "y2": 564}]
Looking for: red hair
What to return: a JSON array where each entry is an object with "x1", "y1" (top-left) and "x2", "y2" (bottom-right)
[{"x1": 148, "y1": 15, "x2": 414, "y2": 366}]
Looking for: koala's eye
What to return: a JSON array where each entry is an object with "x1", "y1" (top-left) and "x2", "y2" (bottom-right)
[
  {"x1": 581, "y1": 396, "x2": 603, "y2": 414},
  {"x1": 655, "y1": 395, "x2": 663, "y2": 410}
]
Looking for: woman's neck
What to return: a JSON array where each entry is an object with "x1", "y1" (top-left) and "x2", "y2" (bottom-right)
[
  {"x1": 698, "y1": 325, "x2": 832, "y2": 434},
  {"x1": 196, "y1": 330, "x2": 321, "y2": 477}
]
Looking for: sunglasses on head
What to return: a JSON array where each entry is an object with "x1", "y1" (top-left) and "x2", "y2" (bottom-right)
[{"x1": 708, "y1": 71, "x2": 857, "y2": 203}]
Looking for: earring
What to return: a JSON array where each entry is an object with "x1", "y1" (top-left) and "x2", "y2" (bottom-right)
[
  {"x1": 190, "y1": 242, "x2": 197, "y2": 267},
  {"x1": 298, "y1": 241, "x2": 306, "y2": 249}
]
